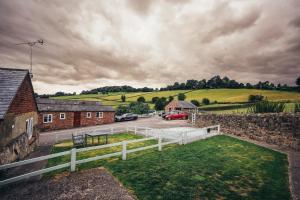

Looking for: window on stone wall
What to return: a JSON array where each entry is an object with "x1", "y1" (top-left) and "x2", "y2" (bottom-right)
[
  {"x1": 60, "y1": 113, "x2": 66, "y2": 120},
  {"x1": 96, "y1": 112, "x2": 103, "y2": 118},
  {"x1": 26, "y1": 117, "x2": 33, "y2": 139},
  {"x1": 43, "y1": 114, "x2": 53, "y2": 123},
  {"x1": 86, "y1": 112, "x2": 91, "y2": 118}
]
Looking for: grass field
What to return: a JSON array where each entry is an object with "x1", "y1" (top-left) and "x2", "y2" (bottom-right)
[
  {"x1": 53, "y1": 89, "x2": 300, "y2": 109},
  {"x1": 48, "y1": 134, "x2": 291, "y2": 200},
  {"x1": 53, "y1": 89, "x2": 300, "y2": 103}
]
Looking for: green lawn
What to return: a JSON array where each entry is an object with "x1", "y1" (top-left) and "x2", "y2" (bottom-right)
[
  {"x1": 53, "y1": 89, "x2": 300, "y2": 109},
  {"x1": 47, "y1": 133, "x2": 162, "y2": 175},
  {"x1": 48, "y1": 134, "x2": 291, "y2": 200}
]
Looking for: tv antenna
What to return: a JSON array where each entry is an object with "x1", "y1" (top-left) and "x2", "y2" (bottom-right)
[{"x1": 16, "y1": 39, "x2": 44, "y2": 78}]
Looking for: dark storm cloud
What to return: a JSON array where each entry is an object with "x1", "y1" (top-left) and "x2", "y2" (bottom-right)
[{"x1": 0, "y1": 0, "x2": 299, "y2": 93}]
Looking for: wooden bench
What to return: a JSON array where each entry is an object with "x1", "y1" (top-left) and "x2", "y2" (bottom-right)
[{"x1": 72, "y1": 134, "x2": 85, "y2": 147}]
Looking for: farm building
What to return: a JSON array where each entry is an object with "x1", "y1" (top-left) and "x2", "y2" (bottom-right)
[
  {"x1": 37, "y1": 99, "x2": 115, "y2": 131},
  {"x1": 165, "y1": 100, "x2": 197, "y2": 112},
  {"x1": 0, "y1": 68, "x2": 39, "y2": 165}
]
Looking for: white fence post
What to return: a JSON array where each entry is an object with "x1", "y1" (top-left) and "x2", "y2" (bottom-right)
[
  {"x1": 70, "y1": 148, "x2": 76, "y2": 172},
  {"x1": 217, "y1": 125, "x2": 220, "y2": 134},
  {"x1": 184, "y1": 132, "x2": 188, "y2": 145},
  {"x1": 180, "y1": 133, "x2": 184, "y2": 145},
  {"x1": 122, "y1": 141, "x2": 127, "y2": 160},
  {"x1": 158, "y1": 134, "x2": 162, "y2": 151},
  {"x1": 134, "y1": 126, "x2": 137, "y2": 134}
]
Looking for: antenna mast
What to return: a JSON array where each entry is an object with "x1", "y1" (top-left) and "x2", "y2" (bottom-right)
[{"x1": 16, "y1": 39, "x2": 44, "y2": 78}]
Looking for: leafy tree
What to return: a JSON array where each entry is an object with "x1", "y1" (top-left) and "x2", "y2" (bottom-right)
[
  {"x1": 185, "y1": 79, "x2": 198, "y2": 89},
  {"x1": 121, "y1": 95, "x2": 126, "y2": 102},
  {"x1": 178, "y1": 93, "x2": 186, "y2": 101},
  {"x1": 296, "y1": 77, "x2": 300, "y2": 87},
  {"x1": 202, "y1": 98, "x2": 210, "y2": 105},
  {"x1": 197, "y1": 79, "x2": 206, "y2": 89},
  {"x1": 154, "y1": 98, "x2": 166, "y2": 110},
  {"x1": 161, "y1": 97, "x2": 167, "y2": 102},
  {"x1": 190, "y1": 100, "x2": 200, "y2": 106},
  {"x1": 245, "y1": 83, "x2": 253, "y2": 89},
  {"x1": 130, "y1": 102, "x2": 150, "y2": 114},
  {"x1": 168, "y1": 96, "x2": 174, "y2": 102},
  {"x1": 152, "y1": 97, "x2": 159, "y2": 104},
  {"x1": 116, "y1": 105, "x2": 130, "y2": 115},
  {"x1": 137, "y1": 96, "x2": 146, "y2": 103}
]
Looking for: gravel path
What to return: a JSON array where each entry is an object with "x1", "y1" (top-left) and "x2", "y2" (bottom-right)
[{"x1": 0, "y1": 168, "x2": 135, "y2": 200}]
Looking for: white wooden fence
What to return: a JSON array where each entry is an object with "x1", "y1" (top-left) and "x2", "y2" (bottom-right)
[
  {"x1": 0, "y1": 127, "x2": 179, "y2": 187},
  {"x1": 0, "y1": 125, "x2": 220, "y2": 187}
]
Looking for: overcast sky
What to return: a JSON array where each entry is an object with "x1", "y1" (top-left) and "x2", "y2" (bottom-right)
[{"x1": 0, "y1": 0, "x2": 300, "y2": 94}]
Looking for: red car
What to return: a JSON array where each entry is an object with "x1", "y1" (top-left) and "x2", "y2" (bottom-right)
[{"x1": 165, "y1": 112, "x2": 188, "y2": 120}]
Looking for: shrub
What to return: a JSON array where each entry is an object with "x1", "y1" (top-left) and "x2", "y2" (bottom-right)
[
  {"x1": 248, "y1": 100, "x2": 285, "y2": 113},
  {"x1": 130, "y1": 102, "x2": 150, "y2": 114},
  {"x1": 248, "y1": 95, "x2": 264, "y2": 102},
  {"x1": 168, "y1": 96, "x2": 174, "y2": 102},
  {"x1": 178, "y1": 93, "x2": 186, "y2": 101},
  {"x1": 137, "y1": 96, "x2": 146, "y2": 103},
  {"x1": 295, "y1": 103, "x2": 300, "y2": 113},
  {"x1": 202, "y1": 98, "x2": 210, "y2": 105},
  {"x1": 154, "y1": 98, "x2": 167, "y2": 110},
  {"x1": 190, "y1": 100, "x2": 200, "y2": 107},
  {"x1": 116, "y1": 105, "x2": 130, "y2": 115},
  {"x1": 151, "y1": 97, "x2": 159, "y2": 104}
]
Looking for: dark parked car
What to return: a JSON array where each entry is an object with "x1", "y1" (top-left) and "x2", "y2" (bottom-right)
[
  {"x1": 164, "y1": 111, "x2": 188, "y2": 120},
  {"x1": 115, "y1": 113, "x2": 138, "y2": 122}
]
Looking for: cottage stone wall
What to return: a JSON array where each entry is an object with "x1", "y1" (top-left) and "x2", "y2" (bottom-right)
[
  {"x1": 0, "y1": 129, "x2": 38, "y2": 165},
  {"x1": 195, "y1": 113, "x2": 300, "y2": 150}
]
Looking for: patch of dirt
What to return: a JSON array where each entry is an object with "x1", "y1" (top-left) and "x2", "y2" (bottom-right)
[{"x1": 0, "y1": 168, "x2": 135, "y2": 200}]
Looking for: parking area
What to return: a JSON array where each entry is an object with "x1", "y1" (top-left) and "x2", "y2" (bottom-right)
[{"x1": 39, "y1": 116, "x2": 191, "y2": 146}]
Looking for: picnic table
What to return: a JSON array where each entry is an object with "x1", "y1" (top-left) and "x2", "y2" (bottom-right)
[{"x1": 85, "y1": 132, "x2": 108, "y2": 146}]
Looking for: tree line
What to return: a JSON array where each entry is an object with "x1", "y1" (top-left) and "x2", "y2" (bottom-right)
[
  {"x1": 160, "y1": 76, "x2": 299, "y2": 91},
  {"x1": 81, "y1": 85, "x2": 154, "y2": 95}
]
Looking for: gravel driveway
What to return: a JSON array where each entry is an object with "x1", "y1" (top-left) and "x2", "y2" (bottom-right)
[
  {"x1": 0, "y1": 168, "x2": 135, "y2": 200},
  {"x1": 40, "y1": 116, "x2": 191, "y2": 146}
]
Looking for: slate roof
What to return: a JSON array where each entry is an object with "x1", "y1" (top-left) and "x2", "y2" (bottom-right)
[
  {"x1": 177, "y1": 100, "x2": 197, "y2": 109},
  {"x1": 0, "y1": 68, "x2": 29, "y2": 120},
  {"x1": 36, "y1": 98, "x2": 115, "y2": 112}
]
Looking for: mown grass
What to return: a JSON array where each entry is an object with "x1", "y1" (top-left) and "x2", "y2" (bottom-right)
[
  {"x1": 46, "y1": 133, "x2": 164, "y2": 176},
  {"x1": 47, "y1": 134, "x2": 291, "y2": 200}
]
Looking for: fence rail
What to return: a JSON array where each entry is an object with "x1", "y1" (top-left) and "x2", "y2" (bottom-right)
[
  {"x1": 0, "y1": 127, "x2": 174, "y2": 187},
  {"x1": 0, "y1": 125, "x2": 220, "y2": 187}
]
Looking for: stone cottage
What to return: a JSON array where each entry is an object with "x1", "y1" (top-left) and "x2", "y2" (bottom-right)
[
  {"x1": 37, "y1": 98, "x2": 115, "y2": 131},
  {"x1": 0, "y1": 68, "x2": 39, "y2": 165},
  {"x1": 165, "y1": 100, "x2": 197, "y2": 112}
]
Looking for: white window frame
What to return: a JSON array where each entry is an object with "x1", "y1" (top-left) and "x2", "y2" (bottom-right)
[
  {"x1": 96, "y1": 112, "x2": 103, "y2": 118},
  {"x1": 86, "y1": 112, "x2": 92, "y2": 118},
  {"x1": 26, "y1": 117, "x2": 33, "y2": 139},
  {"x1": 43, "y1": 114, "x2": 53, "y2": 123},
  {"x1": 60, "y1": 113, "x2": 66, "y2": 120}
]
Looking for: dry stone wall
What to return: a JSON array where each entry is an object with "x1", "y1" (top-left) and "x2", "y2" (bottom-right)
[{"x1": 195, "y1": 113, "x2": 300, "y2": 150}]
